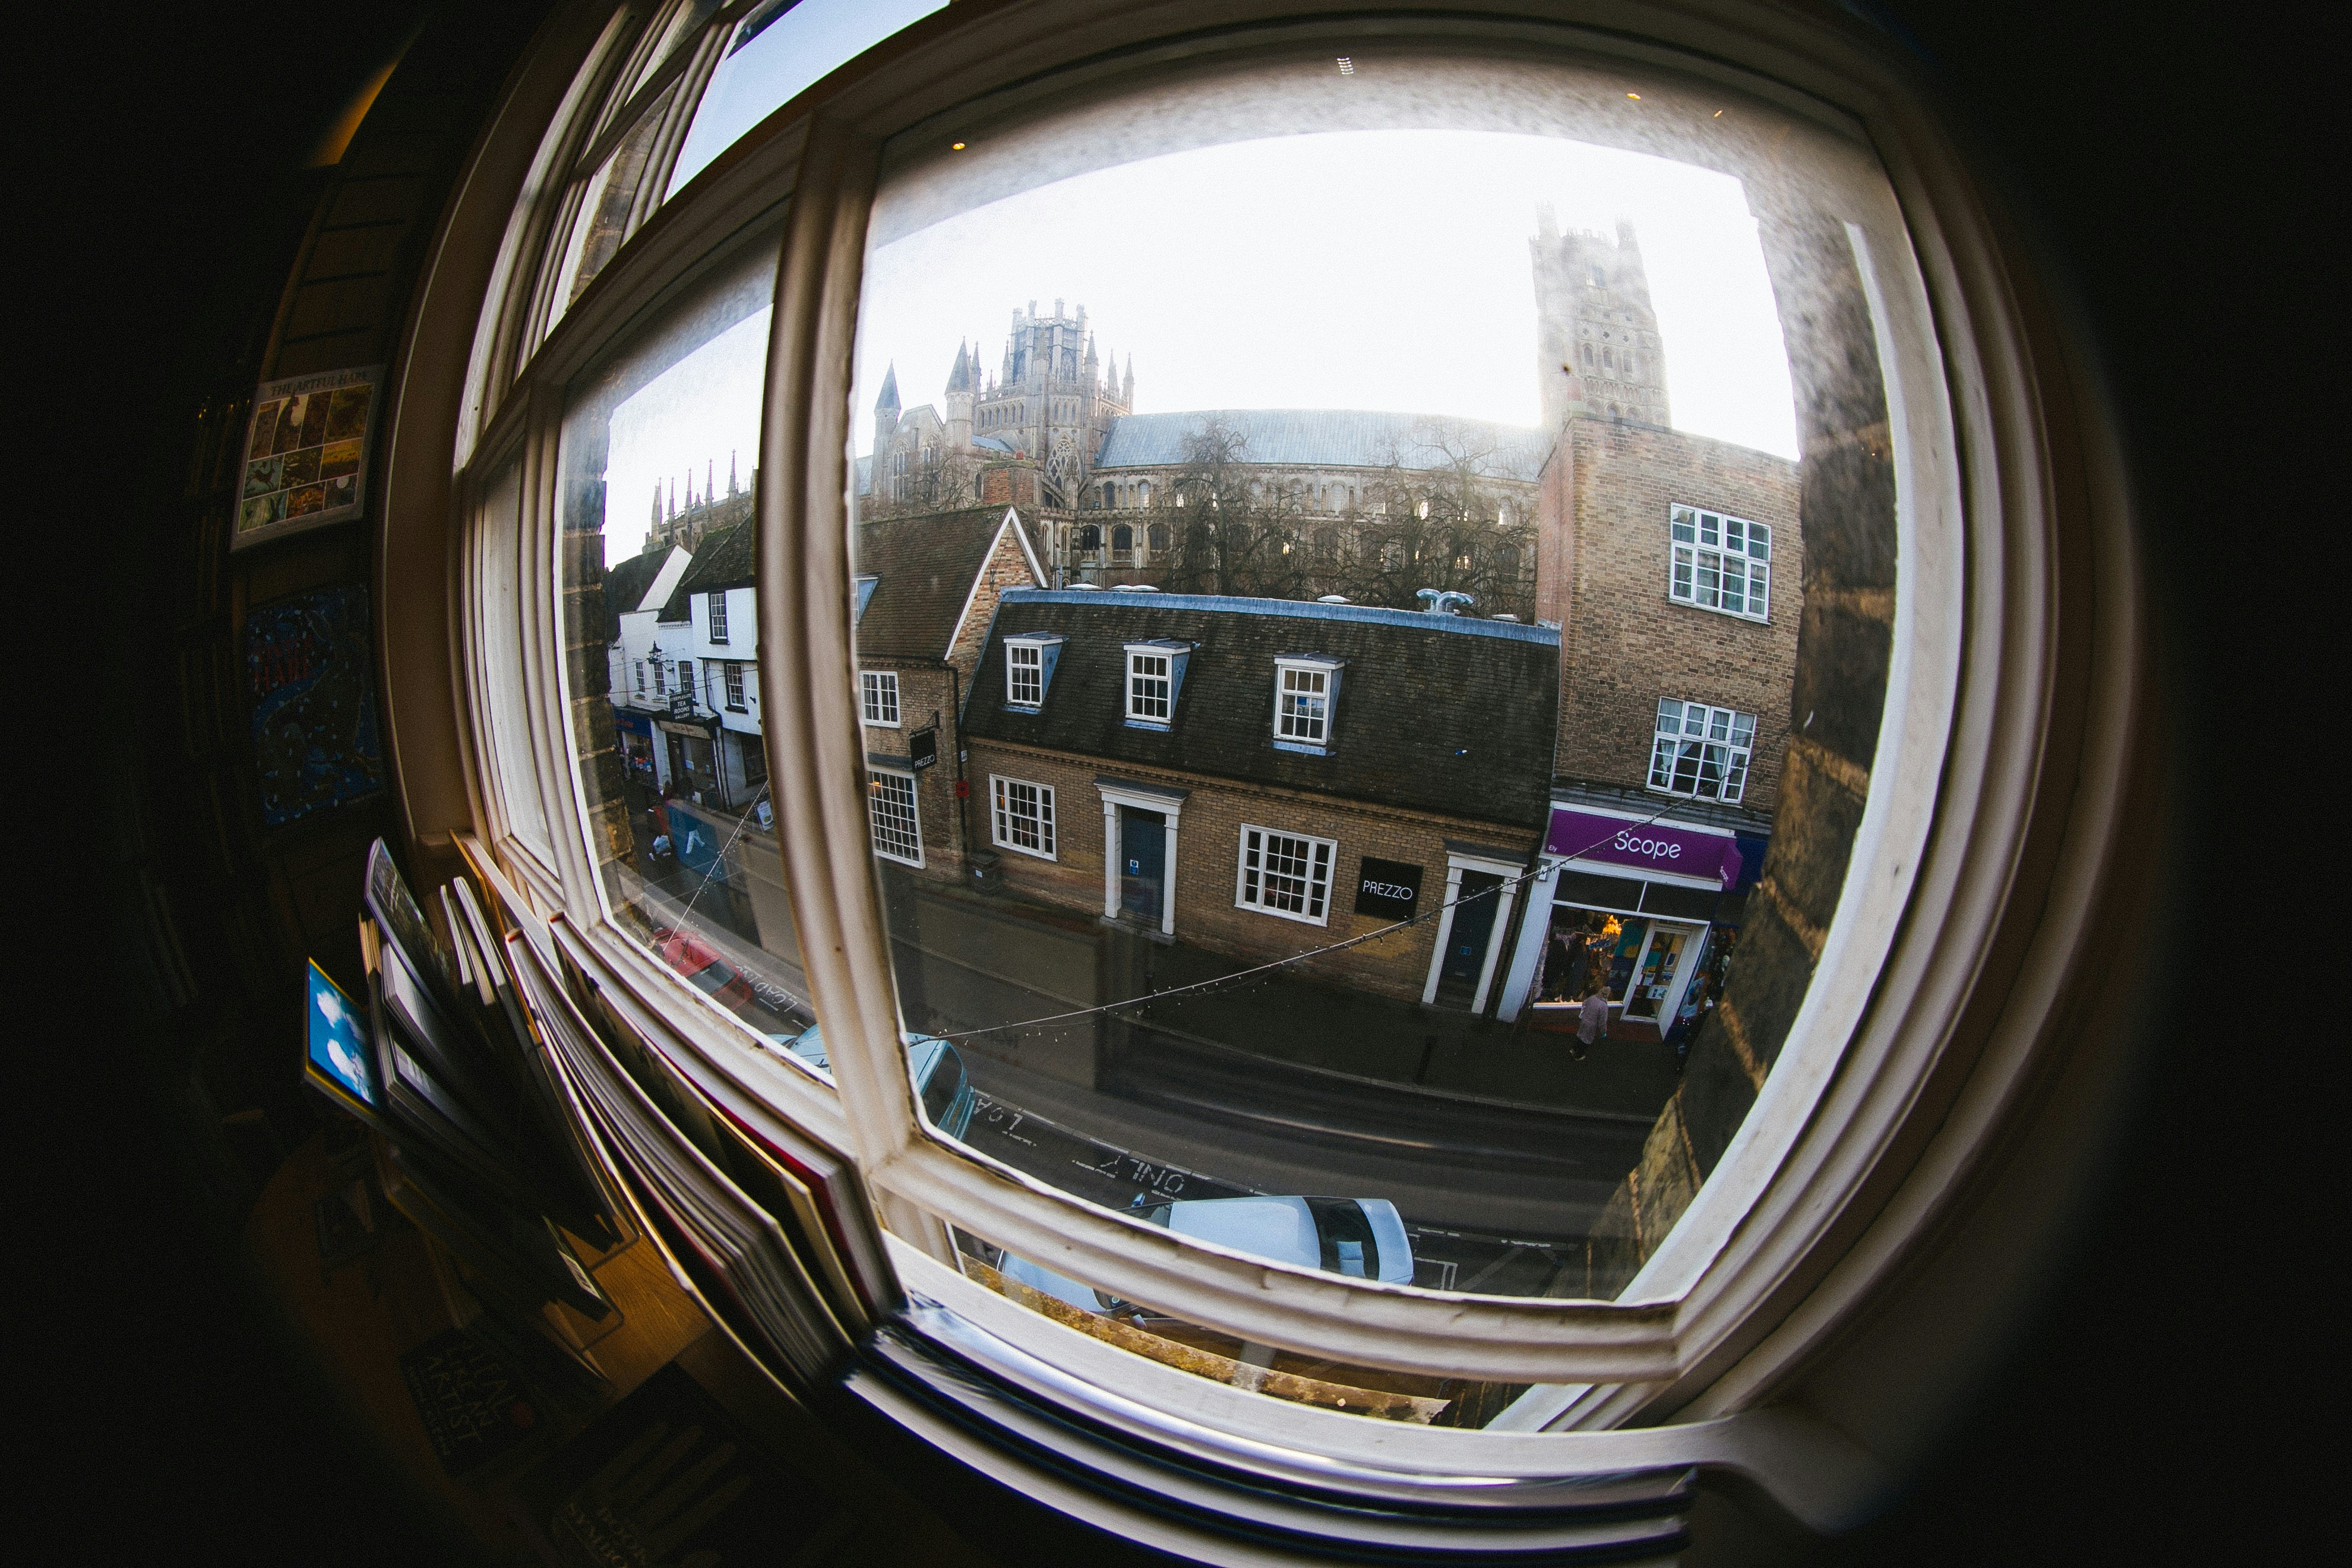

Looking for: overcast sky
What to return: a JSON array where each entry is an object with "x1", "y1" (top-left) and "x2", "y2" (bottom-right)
[
  {"x1": 855, "y1": 129, "x2": 1798, "y2": 459},
  {"x1": 596, "y1": 127, "x2": 1801, "y2": 558}
]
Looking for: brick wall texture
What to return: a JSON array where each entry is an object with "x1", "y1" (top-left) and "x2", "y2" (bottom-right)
[
  {"x1": 1542, "y1": 421, "x2": 1802, "y2": 813},
  {"x1": 965, "y1": 738, "x2": 1543, "y2": 1005}
]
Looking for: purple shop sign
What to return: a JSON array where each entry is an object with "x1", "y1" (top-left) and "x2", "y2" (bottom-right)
[{"x1": 1545, "y1": 807, "x2": 1744, "y2": 889}]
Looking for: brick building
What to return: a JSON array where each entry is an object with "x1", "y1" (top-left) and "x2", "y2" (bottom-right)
[
  {"x1": 958, "y1": 590, "x2": 1561, "y2": 1010},
  {"x1": 852, "y1": 507, "x2": 1048, "y2": 880},
  {"x1": 1493, "y1": 416, "x2": 1803, "y2": 1039}
]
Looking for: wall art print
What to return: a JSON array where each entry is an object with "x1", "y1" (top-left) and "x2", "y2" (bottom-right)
[
  {"x1": 247, "y1": 584, "x2": 384, "y2": 827},
  {"x1": 231, "y1": 364, "x2": 382, "y2": 549}
]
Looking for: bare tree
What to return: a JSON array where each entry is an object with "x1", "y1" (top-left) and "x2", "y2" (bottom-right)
[
  {"x1": 864, "y1": 444, "x2": 984, "y2": 519},
  {"x1": 1157, "y1": 416, "x2": 1315, "y2": 598},
  {"x1": 1329, "y1": 418, "x2": 1535, "y2": 621}
]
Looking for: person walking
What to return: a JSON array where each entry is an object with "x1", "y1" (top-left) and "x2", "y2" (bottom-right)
[{"x1": 1575, "y1": 984, "x2": 1610, "y2": 1060}]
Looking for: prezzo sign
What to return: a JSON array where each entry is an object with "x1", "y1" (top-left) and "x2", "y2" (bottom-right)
[
  {"x1": 1544, "y1": 807, "x2": 1743, "y2": 888},
  {"x1": 1354, "y1": 857, "x2": 1424, "y2": 921}
]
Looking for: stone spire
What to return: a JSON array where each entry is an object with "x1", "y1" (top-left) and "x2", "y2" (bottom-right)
[{"x1": 874, "y1": 362, "x2": 902, "y2": 454}]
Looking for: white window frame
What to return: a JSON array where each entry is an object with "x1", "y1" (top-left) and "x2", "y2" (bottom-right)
[
  {"x1": 707, "y1": 587, "x2": 729, "y2": 643},
  {"x1": 1272, "y1": 655, "x2": 1342, "y2": 753},
  {"x1": 1235, "y1": 823, "x2": 1337, "y2": 927},
  {"x1": 1648, "y1": 698, "x2": 1757, "y2": 804},
  {"x1": 989, "y1": 775, "x2": 1057, "y2": 861},
  {"x1": 1003, "y1": 632, "x2": 1063, "y2": 710},
  {"x1": 413, "y1": 0, "x2": 2152, "y2": 1532},
  {"x1": 865, "y1": 766, "x2": 922, "y2": 867},
  {"x1": 723, "y1": 659, "x2": 747, "y2": 712},
  {"x1": 1123, "y1": 638, "x2": 1188, "y2": 728},
  {"x1": 861, "y1": 668, "x2": 901, "y2": 726},
  {"x1": 1668, "y1": 504, "x2": 1772, "y2": 621}
]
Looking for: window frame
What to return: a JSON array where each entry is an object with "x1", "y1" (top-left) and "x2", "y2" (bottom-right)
[
  {"x1": 1235, "y1": 823, "x2": 1336, "y2": 927},
  {"x1": 989, "y1": 774, "x2": 1057, "y2": 861},
  {"x1": 1003, "y1": 632, "x2": 1063, "y2": 711},
  {"x1": 860, "y1": 667, "x2": 900, "y2": 727},
  {"x1": 1668, "y1": 503, "x2": 1772, "y2": 622},
  {"x1": 1271, "y1": 655, "x2": 1342, "y2": 754},
  {"x1": 1122, "y1": 637, "x2": 1188, "y2": 729},
  {"x1": 1648, "y1": 698, "x2": 1757, "y2": 804},
  {"x1": 707, "y1": 586, "x2": 730, "y2": 643},
  {"x1": 397, "y1": 0, "x2": 2155, "y2": 1531},
  {"x1": 723, "y1": 658, "x2": 747, "y2": 712},
  {"x1": 865, "y1": 764, "x2": 923, "y2": 867}
]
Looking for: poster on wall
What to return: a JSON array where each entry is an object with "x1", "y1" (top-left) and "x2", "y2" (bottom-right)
[
  {"x1": 230, "y1": 363, "x2": 383, "y2": 550},
  {"x1": 246, "y1": 583, "x2": 385, "y2": 827}
]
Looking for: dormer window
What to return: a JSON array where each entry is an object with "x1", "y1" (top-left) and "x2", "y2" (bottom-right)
[
  {"x1": 1272, "y1": 655, "x2": 1343, "y2": 754},
  {"x1": 1004, "y1": 633, "x2": 1064, "y2": 710},
  {"x1": 853, "y1": 575, "x2": 880, "y2": 622},
  {"x1": 1124, "y1": 640, "x2": 1191, "y2": 729}
]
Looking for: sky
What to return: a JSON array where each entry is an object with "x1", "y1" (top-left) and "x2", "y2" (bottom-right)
[
  {"x1": 855, "y1": 129, "x2": 1798, "y2": 460},
  {"x1": 600, "y1": 307, "x2": 770, "y2": 554},
  {"x1": 593, "y1": 126, "x2": 1803, "y2": 557}
]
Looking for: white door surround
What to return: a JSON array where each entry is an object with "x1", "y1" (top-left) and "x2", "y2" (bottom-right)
[{"x1": 1093, "y1": 778, "x2": 1187, "y2": 937}]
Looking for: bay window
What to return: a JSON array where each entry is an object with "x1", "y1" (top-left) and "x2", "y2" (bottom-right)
[{"x1": 389, "y1": 0, "x2": 2155, "y2": 1556}]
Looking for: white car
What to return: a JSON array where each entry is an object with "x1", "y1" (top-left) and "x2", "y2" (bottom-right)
[{"x1": 1000, "y1": 1195, "x2": 1415, "y2": 1313}]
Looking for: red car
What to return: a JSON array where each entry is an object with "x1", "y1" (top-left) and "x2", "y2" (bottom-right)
[{"x1": 651, "y1": 927, "x2": 755, "y2": 1015}]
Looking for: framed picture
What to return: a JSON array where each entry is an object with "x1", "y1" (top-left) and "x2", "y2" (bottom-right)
[{"x1": 230, "y1": 363, "x2": 382, "y2": 549}]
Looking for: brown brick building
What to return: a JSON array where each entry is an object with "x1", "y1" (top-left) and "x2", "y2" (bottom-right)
[
  {"x1": 1495, "y1": 417, "x2": 1801, "y2": 1039},
  {"x1": 851, "y1": 507, "x2": 1048, "y2": 880},
  {"x1": 958, "y1": 592, "x2": 1561, "y2": 1010}
]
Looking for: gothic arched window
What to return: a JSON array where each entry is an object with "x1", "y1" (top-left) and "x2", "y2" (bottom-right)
[
  {"x1": 1147, "y1": 523, "x2": 1168, "y2": 552},
  {"x1": 1077, "y1": 524, "x2": 1100, "y2": 551},
  {"x1": 1112, "y1": 523, "x2": 1133, "y2": 551}
]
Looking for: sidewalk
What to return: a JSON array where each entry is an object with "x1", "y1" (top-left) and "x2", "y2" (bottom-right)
[{"x1": 884, "y1": 872, "x2": 1680, "y2": 1124}]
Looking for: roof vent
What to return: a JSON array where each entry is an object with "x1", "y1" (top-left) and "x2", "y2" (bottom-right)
[
  {"x1": 1316, "y1": 594, "x2": 1349, "y2": 604},
  {"x1": 1417, "y1": 588, "x2": 1477, "y2": 615},
  {"x1": 1489, "y1": 613, "x2": 1520, "y2": 622}
]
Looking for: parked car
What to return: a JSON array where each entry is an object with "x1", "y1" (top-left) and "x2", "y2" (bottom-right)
[
  {"x1": 766, "y1": 1024, "x2": 976, "y2": 1140},
  {"x1": 651, "y1": 927, "x2": 754, "y2": 1014},
  {"x1": 999, "y1": 1195, "x2": 1415, "y2": 1314}
]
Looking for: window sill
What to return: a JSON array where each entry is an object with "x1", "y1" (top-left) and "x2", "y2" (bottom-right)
[
  {"x1": 1667, "y1": 598, "x2": 1770, "y2": 626},
  {"x1": 1272, "y1": 739, "x2": 1328, "y2": 756},
  {"x1": 1123, "y1": 719, "x2": 1170, "y2": 732},
  {"x1": 1238, "y1": 902, "x2": 1329, "y2": 928}
]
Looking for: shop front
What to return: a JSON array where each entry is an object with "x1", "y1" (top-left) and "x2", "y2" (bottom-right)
[{"x1": 1494, "y1": 802, "x2": 1755, "y2": 1042}]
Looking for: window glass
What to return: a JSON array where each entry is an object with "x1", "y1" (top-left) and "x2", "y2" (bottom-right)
[
  {"x1": 539, "y1": 75, "x2": 689, "y2": 350},
  {"x1": 476, "y1": 455, "x2": 554, "y2": 863},
  {"x1": 554, "y1": 220, "x2": 813, "y2": 1048},
  {"x1": 843, "y1": 46, "x2": 1893, "y2": 1407},
  {"x1": 665, "y1": 0, "x2": 948, "y2": 200}
]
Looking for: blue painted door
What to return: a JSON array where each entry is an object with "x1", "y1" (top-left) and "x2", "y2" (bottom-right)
[{"x1": 1120, "y1": 807, "x2": 1165, "y2": 920}]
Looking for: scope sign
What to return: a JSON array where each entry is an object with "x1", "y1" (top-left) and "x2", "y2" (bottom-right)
[
  {"x1": 1612, "y1": 830, "x2": 1681, "y2": 861},
  {"x1": 1354, "y1": 858, "x2": 1424, "y2": 921}
]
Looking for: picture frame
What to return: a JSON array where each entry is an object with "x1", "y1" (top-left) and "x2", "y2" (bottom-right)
[{"x1": 230, "y1": 363, "x2": 383, "y2": 549}]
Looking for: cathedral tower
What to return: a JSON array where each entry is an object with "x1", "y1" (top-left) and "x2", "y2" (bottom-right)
[
  {"x1": 1530, "y1": 210, "x2": 1671, "y2": 431},
  {"x1": 973, "y1": 299, "x2": 1131, "y2": 506}
]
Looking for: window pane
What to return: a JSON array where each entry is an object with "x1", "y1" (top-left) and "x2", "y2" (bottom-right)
[
  {"x1": 555, "y1": 221, "x2": 811, "y2": 1047},
  {"x1": 665, "y1": 0, "x2": 948, "y2": 200},
  {"x1": 842, "y1": 42, "x2": 1877, "y2": 1387},
  {"x1": 477, "y1": 455, "x2": 554, "y2": 862}
]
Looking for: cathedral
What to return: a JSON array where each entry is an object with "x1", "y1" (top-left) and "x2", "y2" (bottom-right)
[{"x1": 859, "y1": 217, "x2": 1678, "y2": 597}]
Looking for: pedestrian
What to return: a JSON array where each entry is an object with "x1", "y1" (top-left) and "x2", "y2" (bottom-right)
[{"x1": 1575, "y1": 984, "x2": 1610, "y2": 1060}]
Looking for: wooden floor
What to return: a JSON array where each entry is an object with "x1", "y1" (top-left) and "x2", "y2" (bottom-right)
[{"x1": 245, "y1": 1130, "x2": 1007, "y2": 1567}]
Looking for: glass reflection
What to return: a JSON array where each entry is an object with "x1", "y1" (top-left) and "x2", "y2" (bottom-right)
[
  {"x1": 847, "y1": 121, "x2": 1813, "y2": 1312},
  {"x1": 557, "y1": 226, "x2": 814, "y2": 1049}
]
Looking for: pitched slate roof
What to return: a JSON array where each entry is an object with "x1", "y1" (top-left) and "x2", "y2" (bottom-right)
[
  {"x1": 602, "y1": 546, "x2": 672, "y2": 641},
  {"x1": 659, "y1": 519, "x2": 753, "y2": 622},
  {"x1": 854, "y1": 508, "x2": 1036, "y2": 662},
  {"x1": 964, "y1": 589, "x2": 1560, "y2": 828},
  {"x1": 1093, "y1": 409, "x2": 1552, "y2": 481}
]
